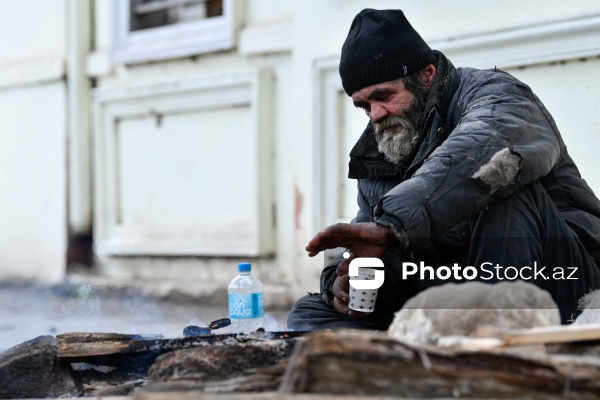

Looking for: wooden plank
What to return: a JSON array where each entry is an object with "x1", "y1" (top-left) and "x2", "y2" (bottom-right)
[
  {"x1": 475, "y1": 323, "x2": 600, "y2": 346},
  {"x1": 57, "y1": 331, "x2": 306, "y2": 359},
  {"x1": 135, "y1": 392, "x2": 457, "y2": 400},
  {"x1": 279, "y1": 330, "x2": 600, "y2": 398},
  {"x1": 37, "y1": 397, "x2": 131, "y2": 400},
  {"x1": 57, "y1": 333, "x2": 167, "y2": 358}
]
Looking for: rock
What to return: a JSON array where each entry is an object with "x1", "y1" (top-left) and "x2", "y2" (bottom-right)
[
  {"x1": 0, "y1": 335, "x2": 77, "y2": 398},
  {"x1": 388, "y1": 281, "x2": 560, "y2": 346},
  {"x1": 573, "y1": 289, "x2": 600, "y2": 325}
]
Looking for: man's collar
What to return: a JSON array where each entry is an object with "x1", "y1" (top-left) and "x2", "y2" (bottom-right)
[{"x1": 418, "y1": 50, "x2": 451, "y2": 129}]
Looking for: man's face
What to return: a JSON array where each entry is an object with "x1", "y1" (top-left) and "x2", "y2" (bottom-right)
[{"x1": 351, "y1": 73, "x2": 430, "y2": 163}]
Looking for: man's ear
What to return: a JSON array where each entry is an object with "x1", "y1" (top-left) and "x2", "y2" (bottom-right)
[{"x1": 422, "y1": 64, "x2": 437, "y2": 89}]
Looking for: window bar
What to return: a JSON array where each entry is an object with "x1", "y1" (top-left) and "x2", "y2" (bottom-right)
[{"x1": 133, "y1": 0, "x2": 206, "y2": 15}]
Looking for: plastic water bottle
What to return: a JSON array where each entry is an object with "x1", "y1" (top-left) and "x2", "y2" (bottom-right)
[{"x1": 228, "y1": 262, "x2": 264, "y2": 333}]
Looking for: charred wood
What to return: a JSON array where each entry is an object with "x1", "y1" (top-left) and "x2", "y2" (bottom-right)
[{"x1": 280, "y1": 330, "x2": 600, "y2": 399}]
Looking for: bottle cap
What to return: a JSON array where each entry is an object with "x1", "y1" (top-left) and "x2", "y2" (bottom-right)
[{"x1": 238, "y1": 262, "x2": 251, "y2": 272}]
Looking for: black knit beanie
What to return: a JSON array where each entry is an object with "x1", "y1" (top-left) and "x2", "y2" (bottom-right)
[{"x1": 339, "y1": 9, "x2": 437, "y2": 96}]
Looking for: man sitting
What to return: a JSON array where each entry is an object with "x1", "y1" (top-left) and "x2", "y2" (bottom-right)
[{"x1": 288, "y1": 8, "x2": 600, "y2": 330}]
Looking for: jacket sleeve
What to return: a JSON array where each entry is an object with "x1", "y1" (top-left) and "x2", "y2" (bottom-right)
[
  {"x1": 320, "y1": 181, "x2": 371, "y2": 305},
  {"x1": 374, "y1": 72, "x2": 561, "y2": 251}
]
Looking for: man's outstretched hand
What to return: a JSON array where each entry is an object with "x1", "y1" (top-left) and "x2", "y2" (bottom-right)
[
  {"x1": 306, "y1": 222, "x2": 396, "y2": 317},
  {"x1": 306, "y1": 222, "x2": 395, "y2": 273}
]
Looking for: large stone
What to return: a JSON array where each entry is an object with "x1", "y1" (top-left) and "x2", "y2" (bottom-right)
[
  {"x1": 0, "y1": 335, "x2": 77, "y2": 398},
  {"x1": 388, "y1": 281, "x2": 560, "y2": 346},
  {"x1": 573, "y1": 289, "x2": 600, "y2": 325}
]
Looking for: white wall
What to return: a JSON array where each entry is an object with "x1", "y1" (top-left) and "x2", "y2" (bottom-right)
[
  {"x1": 88, "y1": 0, "x2": 298, "y2": 305},
  {"x1": 0, "y1": 0, "x2": 68, "y2": 283},
  {"x1": 0, "y1": 0, "x2": 66, "y2": 63}
]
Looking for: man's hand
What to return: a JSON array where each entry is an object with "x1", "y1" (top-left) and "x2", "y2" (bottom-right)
[
  {"x1": 331, "y1": 273, "x2": 371, "y2": 317},
  {"x1": 306, "y1": 222, "x2": 395, "y2": 275},
  {"x1": 307, "y1": 222, "x2": 395, "y2": 317}
]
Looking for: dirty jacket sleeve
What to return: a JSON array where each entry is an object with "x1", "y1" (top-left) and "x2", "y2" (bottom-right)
[{"x1": 374, "y1": 71, "x2": 561, "y2": 251}]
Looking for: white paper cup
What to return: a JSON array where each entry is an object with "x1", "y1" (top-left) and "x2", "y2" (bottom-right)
[{"x1": 348, "y1": 268, "x2": 379, "y2": 313}]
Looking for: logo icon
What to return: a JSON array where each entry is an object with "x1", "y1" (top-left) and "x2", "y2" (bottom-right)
[{"x1": 347, "y1": 255, "x2": 385, "y2": 290}]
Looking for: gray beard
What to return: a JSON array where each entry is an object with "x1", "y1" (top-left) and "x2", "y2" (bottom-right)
[{"x1": 374, "y1": 115, "x2": 421, "y2": 164}]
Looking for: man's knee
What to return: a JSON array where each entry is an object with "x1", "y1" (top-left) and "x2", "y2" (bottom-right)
[{"x1": 287, "y1": 293, "x2": 334, "y2": 331}]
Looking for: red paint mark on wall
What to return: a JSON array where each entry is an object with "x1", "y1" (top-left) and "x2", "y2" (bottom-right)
[{"x1": 294, "y1": 182, "x2": 304, "y2": 230}]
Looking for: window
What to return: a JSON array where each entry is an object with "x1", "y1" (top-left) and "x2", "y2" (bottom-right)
[
  {"x1": 92, "y1": 70, "x2": 274, "y2": 256},
  {"x1": 111, "y1": 0, "x2": 234, "y2": 64},
  {"x1": 129, "y1": 0, "x2": 223, "y2": 31}
]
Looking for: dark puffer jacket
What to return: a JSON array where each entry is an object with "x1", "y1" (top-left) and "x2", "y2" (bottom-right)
[{"x1": 320, "y1": 51, "x2": 600, "y2": 307}]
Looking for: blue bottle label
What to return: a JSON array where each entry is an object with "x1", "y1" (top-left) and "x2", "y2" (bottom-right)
[{"x1": 228, "y1": 293, "x2": 264, "y2": 319}]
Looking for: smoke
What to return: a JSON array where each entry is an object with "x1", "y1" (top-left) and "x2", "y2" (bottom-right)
[
  {"x1": 0, "y1": 280, "x2": 290, "y2": 352},
  {"x1": 262, "y1": 313, "x2": 286, "y2": 332}
]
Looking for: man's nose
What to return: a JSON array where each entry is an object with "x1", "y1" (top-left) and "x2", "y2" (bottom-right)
[{"x1": 370, "y1": 103, "x2": 389, "y2": 124}]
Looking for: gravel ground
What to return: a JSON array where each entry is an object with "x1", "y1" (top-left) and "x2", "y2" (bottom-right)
[{"x1": 0, "y1": 278, "x2": 290, "y2": 353}]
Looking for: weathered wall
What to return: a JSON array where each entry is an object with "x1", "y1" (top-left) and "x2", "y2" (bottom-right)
[{"x1": 0, "y1": 0, "x2": 67, "y2": 282}]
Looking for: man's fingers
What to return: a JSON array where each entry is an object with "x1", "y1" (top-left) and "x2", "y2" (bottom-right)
[
  {"x1": 333, "y1": 297, "x2": 354, "y2": 316},
  {"x1": 336, "y1": 257, "x2": 350, "y2": 276},
  {"x1": 331, "y1": 274, "x2": 371, "y2": 318},
  {"x1": 306, "y1": 222, "x2": 394, "y2": 257},
  {"x1": 333, "y1": 297, "x2": 371, "y2": 318},
  {"x1": 331, "y1": 273, "x2": 351, "y2": 316},
  {"x1": 305, "y1": 223, "x2": 355, "y2": 256},
  {"x1": 332, "y1": 275, "x2": 349, "y2": 301}
]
